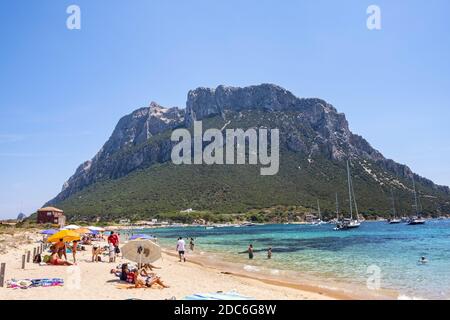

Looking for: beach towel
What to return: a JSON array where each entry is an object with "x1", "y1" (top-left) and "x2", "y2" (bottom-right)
[
  {"x1": 183, "y1": 291, "x2": 253, "y2": 300},
  {"x1": 7, "y1": 278, "x2": 64, "y2": 289}
]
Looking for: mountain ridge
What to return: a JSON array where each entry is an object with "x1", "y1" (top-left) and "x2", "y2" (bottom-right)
[{"x1": 46, "y1": 84, "x2": 449, "y2": 219}]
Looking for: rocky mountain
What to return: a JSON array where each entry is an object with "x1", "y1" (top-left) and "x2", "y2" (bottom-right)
[{"x1": 47, "y1": 84, "x2": 450, "y2": 221}]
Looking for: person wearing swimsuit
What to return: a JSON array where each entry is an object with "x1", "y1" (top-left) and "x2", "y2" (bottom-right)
[
  {"x1": 55, "y1": 239, "x2": 67, "y2": 260},
  {"x1": 248, "y1": 244, "x2": 254, "y2": 260},
  {"x1": 49, "y1": 252, "x2": 73, "y2": 266}
]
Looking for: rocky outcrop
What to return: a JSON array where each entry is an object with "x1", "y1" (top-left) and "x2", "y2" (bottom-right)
[{"x1": 50, "y1": 102, "x2": 184, "y2": 203}]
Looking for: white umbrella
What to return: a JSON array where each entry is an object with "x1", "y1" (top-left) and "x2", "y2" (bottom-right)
[
  {"x1": 121, "y1": 240, "x2": 162, "y2": 265},
  {"x1": 62, "y1": 224, "x2": 80, "y2": 230}
]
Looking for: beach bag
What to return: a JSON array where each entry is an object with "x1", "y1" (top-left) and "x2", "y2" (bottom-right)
[
  {"x1": 115, "y1": 246, "x2": 121, "y2": 254},
  {"x1": 33, "y1": 254, "x2": 42, "y2": 264}
]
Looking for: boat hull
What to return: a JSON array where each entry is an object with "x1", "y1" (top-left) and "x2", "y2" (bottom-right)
[{"x1": 408, "y1": 220, "x2": 426, "y2": 225}]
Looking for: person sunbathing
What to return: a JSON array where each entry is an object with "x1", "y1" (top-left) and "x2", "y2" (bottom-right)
[
  {"x1": 110, "y1": 263, "x2": 133, "y2": 282},
  {"x1": 49, "y1": 252, "x2": 73, "y2": 266},
  {"x1": 135, "y1": 268, "x2": 169, "y2": 288}
]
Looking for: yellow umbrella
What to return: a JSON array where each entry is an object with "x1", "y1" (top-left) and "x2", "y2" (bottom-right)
[
  {"x1": 47, "y1": 230, "x2": 81, "y2": 243},
  {"x1": 74, "y1": 227, "x2": 91, "y2": 234}
]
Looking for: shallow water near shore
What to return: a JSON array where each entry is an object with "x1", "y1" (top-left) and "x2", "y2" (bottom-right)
[{"x1": 130, "y1": 220, "x2": 450, "y2": 299}]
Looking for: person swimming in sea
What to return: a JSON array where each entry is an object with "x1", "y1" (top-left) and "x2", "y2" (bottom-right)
[
  {"x1": 419, "y1": 256, "x2": 428, "y2": 264},
  {"x1": 267, "y1": 247, "x2": 272, "y2": 259}
]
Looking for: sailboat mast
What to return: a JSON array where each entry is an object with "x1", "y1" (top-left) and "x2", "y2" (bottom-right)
[
  {"x1": 335, "y1": 193, "x2": 339, "y2": 220},
  {"x1": 350, "y1": 174, "x2": 359, "y2": 220},
  {"x1": 412, "y1": 176, "x2": 419, "y2": 216},
  {"x1": 391, "y1": 188, "x2": 396, "y2": 218},
  {"x1": 317, "y1": 200, "x2": 321, "y2": 221},
  {"x1": 347, "y1": 160, "x2": 353, "y2": 220}
]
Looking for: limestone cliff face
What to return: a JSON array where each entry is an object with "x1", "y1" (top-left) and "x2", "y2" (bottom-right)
[
  {"x1": 50, "y1": 102, "x2": 185, "y2": 204},
  {"x1": 48, "y1": 84, "x2": 449, "y2": 206},
  {"x1": 184, "y1": 84, "x2": 443, "y2": 191}
]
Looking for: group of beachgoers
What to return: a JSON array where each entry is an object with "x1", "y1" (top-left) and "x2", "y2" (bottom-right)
[
  {"x1": 176, "y1": 237, "x2": 275, "y2": 262},
  {"x1": 176, "y1": 237, "x2": 195, "y2": 262},
  {"x1": 246, "y1": 244, "x2": 272, "y2": 260},
  {"x1": 92, "y1": 231, "x2": 121, "y2": 263},
  {"x1": 43, "y1": 231, "x2": 122, "y2": 266},
  {"x1": 47, "y1": 239, "x2": 77, "y2": 266}
]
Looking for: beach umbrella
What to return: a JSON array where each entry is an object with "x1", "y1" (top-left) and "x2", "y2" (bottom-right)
[
  {"x1": 73, "y1": 227, "x2": 92, "y2": 234},
  {"x1": 47, "y1": 230, "x2": 81, "y2": 243},
  {"x1": 40, "y1": 229, "x2": 58, "y2": 235},
  {"x1": 62, "y1": 225, "x2": 80, "y2": 230},
  {"x1": 121, "y1": 240, "x2": 161, "y2": 265},
  {"x1": 129, "y1": 234, "x2": 156, "y2": 241}
]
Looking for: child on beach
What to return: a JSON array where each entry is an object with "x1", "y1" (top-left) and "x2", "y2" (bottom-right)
[
  {"x1": 189, "y1": 238, "x2": 195, "y2": 251},
  {"x1": 109, "y1": 243, "x2": 116, "y2": 263}
]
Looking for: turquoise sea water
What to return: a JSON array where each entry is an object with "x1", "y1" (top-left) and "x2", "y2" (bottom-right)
[{"x1": 132, "y1": 220, "x2": 450, "y2": 299}]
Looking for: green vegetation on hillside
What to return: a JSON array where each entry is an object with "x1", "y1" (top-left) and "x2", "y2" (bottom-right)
[{"x1": 56, "y1": 152, "x2": 449, "y2": 222}]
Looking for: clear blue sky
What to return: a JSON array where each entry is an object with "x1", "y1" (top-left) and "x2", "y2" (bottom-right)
[{"x1": 1, "y1": 0, "x2": 449, "y2": 219}]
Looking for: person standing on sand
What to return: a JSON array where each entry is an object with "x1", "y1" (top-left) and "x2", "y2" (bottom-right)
[
  {"x1": 248, "y1": 244, "x2": 254, "y2": 260},
  {"x1": 267, "y1": 247, "x2": 272, "y2": 259},
  {"x1": 108, "y1": 231, "x2": 120, "y2": 256},
  {"x1": 176, "y1": 237, "x2": 186, "y2": 262},
  {"x1": 109, "y1": 242, "x2": 116, "y2": 263},
  {"x1": 71, "y1": 240, "x2": 78, "y2": 264},
  {"x1": 55, "y1": 239, "x2": 67, "y2": 261}
]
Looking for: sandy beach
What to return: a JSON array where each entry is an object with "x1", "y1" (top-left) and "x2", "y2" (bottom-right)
[{"x1": 0, "y1": 229, "x2": 336, "y2": 300}]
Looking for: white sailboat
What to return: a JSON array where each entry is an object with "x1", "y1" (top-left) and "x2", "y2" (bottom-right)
[
  {"x1": 408, "y1": 176, "x2": 426, "y2": 225},
  {"x1": 336, "y1": 161, "x2": 361, "y2": 230},
  {"x1": 388, "y1": 188, "x2": 401, "y2": 224},
  {"x1": 312, "y1": 200, "x2": 326, "y2": 225}
]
